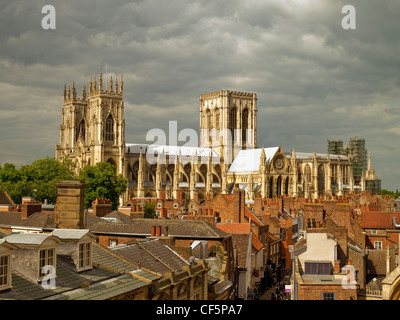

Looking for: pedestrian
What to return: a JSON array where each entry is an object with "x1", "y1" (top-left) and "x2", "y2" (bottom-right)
[{"x1": 271, "y1": 293, "x2": 276, "y2": 300}]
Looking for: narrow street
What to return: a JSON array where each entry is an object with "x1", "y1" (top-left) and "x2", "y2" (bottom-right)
[{"x1": 259, "y1": 275, "x2": 291, "y2": 300}]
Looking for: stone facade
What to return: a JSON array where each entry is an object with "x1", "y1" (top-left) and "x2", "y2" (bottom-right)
[{"x1": 56, "y1": 73, "x2": 378, "y2": 207}]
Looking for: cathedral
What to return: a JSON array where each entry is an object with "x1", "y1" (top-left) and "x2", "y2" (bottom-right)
[{"x1": 56, "y1": 73, "x2": 378, "y2": 206}]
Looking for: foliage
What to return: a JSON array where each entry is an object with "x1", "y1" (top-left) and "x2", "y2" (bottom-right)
[
  {"x1": 0, "y1": 157, "x2": 75, "y2": 204},
  {"x1": 381, "y1": 189, "x2": 400, "y2": 199},
  {"x1": 144, "y1": 202, "x2": 156, "y2": 219},
  {"x1": 78, "y1": 162, "x2": 127, "y2": 210}
]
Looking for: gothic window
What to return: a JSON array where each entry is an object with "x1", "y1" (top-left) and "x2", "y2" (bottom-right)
[
  {"x1": 269, "y1": 177, "x2": 273, "y2": 198},
  {"x1": 206, "y1": 109, "x2": 211, "y2": 129},
  {"x1": 242, "y1": 108, "x2": 249, "y2": 144},
  {"x1": 297, "y1": 165, "x2": 302, "y2": 182},
  {"x1": 229, "y1": 107, "x2": 237, "y2": 131},
  {"x1": 105, "y1": 115, "x2": 114, "y2": 142},
  {"x1": 277, "y1": 176, "x2": 282, "y2": 196},
  {"x1": 215, "y1": 108, "x2": 220, "y2": 129},
  {"x1": 285, "y1": 177, "x2": 289, "y2": 195},
  {"x1": 75, "y1": 119, "x2": 86, "y2": 142},
  {"x1": 318, "y1": 165, "x2": 325, "y2": 192},
  {"x1": 304, "y1": 165, "x2": 311, "y2": 185},
  {"x1": 200, "y1": 164, "x2": 207, "y2": 184}
]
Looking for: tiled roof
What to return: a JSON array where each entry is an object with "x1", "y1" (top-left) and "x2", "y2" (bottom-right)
[
  {"x1": 251, "y1": 231, "x2": 264, "y2": 252},
  {"x1": 0, "y1": 192, "x2": 14, "y2": 206},
  {"x1": 0, "y1": 241, "x2": 156, "y2": 300},
  {"x1": 88, "y1": 217, "x2": 229, "y2": 239},
  {"x1": 244, "y1": 207, "x2": 263, "y2": 227},
  {"x1": 92, "y1": 242, "x2": 160, "y2": 281},
  {"x1": 360, "y1": 212, "x2": 400, "y2": 229},
  {"x1": 54, "y1": 274, "x2": 149, "y2": 300},
  {"x1": 111, "y1": 239, "x2": 188, "y2": 275},
  {"x1": 216, "y1": 223, "x2": 251, "y2": 234},
  {"x1": 0, "y1": 211, "x2": 56, "y2": 230},
  {"x1": 0, "y1": 211, "x2": 24, "y2": 226},
  {"x1": 0, "y1": 258, "x2": 118, "y2": 300},
  {"x1": 216, "y1": 223, "x2": 264, "y2": 252}
]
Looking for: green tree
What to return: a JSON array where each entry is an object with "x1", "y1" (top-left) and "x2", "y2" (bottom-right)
[
  {"x1": 0, "y1": 163, "x2": 21, "y2": 183},
  {"x1": 0, "y1": 157, "x2": 75, "y2": 204},
  {"x1": 78, "y1": 162, "x2": 127, "y2": 210},
  {"x1": 144, "y1": 202, "x2": 156, "y2": 219}
]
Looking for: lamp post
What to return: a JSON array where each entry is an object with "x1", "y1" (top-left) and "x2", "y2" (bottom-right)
[{"x1": 288, "y1": 245, "x2": 296, "y2": 300}]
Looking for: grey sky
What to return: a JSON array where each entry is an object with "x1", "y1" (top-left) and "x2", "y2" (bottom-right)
[{"x1": 0, "y1": 0, "x2": 399, "y2": 190}]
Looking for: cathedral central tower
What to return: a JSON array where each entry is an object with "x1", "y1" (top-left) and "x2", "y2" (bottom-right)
[{"x1": 199, "y1": 90, "x2": 257, "y2": 163}]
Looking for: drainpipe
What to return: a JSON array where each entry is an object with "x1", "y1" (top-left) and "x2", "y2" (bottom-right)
[{"x1": 392, "y1": 217, "x2": 400, "y2": 228}]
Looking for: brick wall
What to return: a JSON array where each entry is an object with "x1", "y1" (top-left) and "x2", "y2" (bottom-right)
[{"x1": 298, "y1": 284, "x2": 357, "y2": 300}]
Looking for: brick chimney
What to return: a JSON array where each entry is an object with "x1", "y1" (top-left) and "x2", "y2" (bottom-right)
[
  {"x1": 92, "y1": 198, "x2": 112, "y2": 217},
  {"x1": 54, "y1": 180, "x2": 86, "y2": 229},
  {"x1": 21, "y1": 199, "x2": 42, "y2": 219}
]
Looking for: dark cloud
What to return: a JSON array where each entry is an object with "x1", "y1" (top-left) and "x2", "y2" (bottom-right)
[{"x1": 0, "y1": 0, "x2": 399, "y2": 190}]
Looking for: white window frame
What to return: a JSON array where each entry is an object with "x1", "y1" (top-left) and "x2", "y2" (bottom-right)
[
  {"x1": 374, "y1": 241, "x2": 382, "y2": 250},
  {"x1": 78, "y1": 241, "x2": 92, "y2": 271},
  {"x1": 157, "y1": 203, "x2": 162, "y2": 208},
  {"x1": 38, "y1": 247, "x2": 56, "y2": 280},
  {"x1": 0, "y1": 253, "x2": 11, "y2": 290}
]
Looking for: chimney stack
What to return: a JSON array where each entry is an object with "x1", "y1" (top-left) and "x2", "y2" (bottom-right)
[{"x1": 54, "y1": 181, "x2": 86, "y2": 229}]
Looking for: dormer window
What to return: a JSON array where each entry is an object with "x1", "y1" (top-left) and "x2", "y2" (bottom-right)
[
  {"x1": 78, "y1": 242, "x2": 92, "y2": 271},
  {"x1": 39, "y1": 248, "x2": 56, "y2": 279},
  {"x1": 0, "y1": 254, "x2": 11, "y2": 290}
]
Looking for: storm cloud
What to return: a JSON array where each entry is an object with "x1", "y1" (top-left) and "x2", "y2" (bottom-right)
[{"x1": 0, "y1": 0, "x2": 399, "y2": 190}]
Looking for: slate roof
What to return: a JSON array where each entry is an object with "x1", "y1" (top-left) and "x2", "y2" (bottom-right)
[
  {"x1": 111, "y1": 238, "x2": 188, "y2": 274},
  {"x1": 88, "y1": 216, "x2": 230, "y2": 239},
  {"x1": 0, "y1": 211, "x2": 56, "y2": 230},
  {"x1": 0, "y1": 241, "x2": 158, "y2": 300}
]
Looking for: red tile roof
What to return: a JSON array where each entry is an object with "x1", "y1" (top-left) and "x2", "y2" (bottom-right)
[
  {"x1": 244, "y1": 207, "x2": 263, "y2": 227},
  {"x1": 216, "y1": 223, "x2": 264, "y2": 252},
  {"x1": 216, "y1": 223, "x2": 251, "y2": 234},
  {"x1": 251, "y1": 231, "x2": 264, "y2": 252},
  {"x1": 360, "y1": 212, "x2": 400, "y2": 229}
]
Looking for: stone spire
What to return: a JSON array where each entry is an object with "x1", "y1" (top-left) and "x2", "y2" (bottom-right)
[
  {"x1": 119, "y1": 74, "x2": 123, "y2": 94},
  {"x1": 99, "y1": 72, "x2": 103, "y2": 93},
  {"x1": 72, "y1": 81, "x2": 77, "y2": 100},
  {"x1": 82, "y1": 85, "x2": 86, "y2": 100},
  {"x1": 109, "y1": 76, "x2": 113, "y2": 93}
]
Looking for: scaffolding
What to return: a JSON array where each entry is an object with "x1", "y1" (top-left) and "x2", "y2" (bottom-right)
[
  {"x1": 348, "y1": 136, "x2": 367, "y2": 181},
  {"x1": 327, "y1": 140, "x2": 346, "y2": 155}
]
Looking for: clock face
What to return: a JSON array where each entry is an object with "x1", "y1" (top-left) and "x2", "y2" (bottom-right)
[{"x1": 274, "y1": 157, "x2": 284, "y2": 171}]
